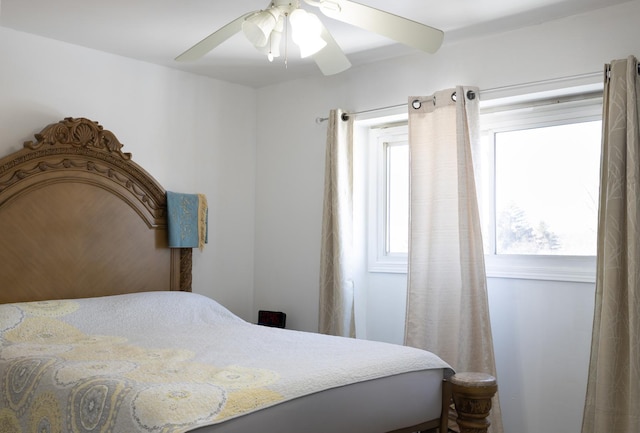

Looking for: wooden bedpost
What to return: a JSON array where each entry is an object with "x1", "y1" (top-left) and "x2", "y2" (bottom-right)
[
  {"x1": 179, "y1": 248, "x2": 193, "y2": 291},
  {"x1": 449, "y1": 372, "x2": 497, "y2": 433}
]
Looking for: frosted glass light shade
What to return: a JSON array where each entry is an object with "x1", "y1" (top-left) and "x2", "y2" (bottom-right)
[
  {"x1": 242, "y1": 10, "x2": 278, "y2": 48},
  {"x1": 298, "y1": 36, "x2": 327, "y2": 58},
  {"x1": 289, "y1": 9, "x2": 327, "y2": 58},
  {"x1": 256, "y1": 16, "x2": 284, "y2": 61},
  {"x1": 268, "y1": 30, "x2": 283, "y2": 60},
  {"x1": 257, "y1": 29, "x2": 282, "y2": 61}
]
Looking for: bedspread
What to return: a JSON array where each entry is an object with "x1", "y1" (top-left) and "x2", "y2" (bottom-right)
[{"x1": 0, "y1": 291, "x2": 450, "y2": 433}]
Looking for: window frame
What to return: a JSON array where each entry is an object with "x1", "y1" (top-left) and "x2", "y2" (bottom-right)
[
  {"x1": 479, "y1": 92, "x2": 603, "y2": 282},
  {"x1": 367, "y1": 123, "x2": 409, "y2": 273},
  {"x1": 359, "y1": 89, "x2": 603, "y2": 282}
]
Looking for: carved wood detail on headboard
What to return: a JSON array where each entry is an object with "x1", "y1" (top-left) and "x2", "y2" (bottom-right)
[
  {"x1": 0, "y1": 117, "x2": 192, "y2": 303},
  {"x1": 1, "y1": 118, "x2": 164, "y2": 222}
]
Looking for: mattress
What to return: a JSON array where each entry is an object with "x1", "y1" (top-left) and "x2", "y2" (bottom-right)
[
  {"x1": 0, "y1": 291, "x2": 451, "y2": 433},
  {"x1": 190, "y1": 369, "x2": 445, "y2": 433}
]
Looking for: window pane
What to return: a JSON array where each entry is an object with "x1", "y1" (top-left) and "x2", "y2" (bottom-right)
[
  {"x1": 495, "y1": 121, "x2": 601, "y2": 255},
  {"x1": 387, "y1": 143, "x2": 409, "y2": 254}
]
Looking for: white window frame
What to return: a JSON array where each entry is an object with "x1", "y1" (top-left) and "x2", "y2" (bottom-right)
[
  {"x1": 367, "y1": 123, "x2": 408, "y2": 273},
  {"x1": 359, "y1": 88, "x2": 602, "y2": 282},
  {"x1": 479, "y1": 92, "x2": 602, "y2": 282}
]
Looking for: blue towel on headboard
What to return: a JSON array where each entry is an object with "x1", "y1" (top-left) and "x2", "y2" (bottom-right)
[{"x1": 167, "y1": 191, "x2": 208, "y2": 250}]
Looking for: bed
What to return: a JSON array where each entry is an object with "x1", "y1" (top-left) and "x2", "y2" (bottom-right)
[{"x1": 0, "y1": 117, "x2": 496, "y2": 433}]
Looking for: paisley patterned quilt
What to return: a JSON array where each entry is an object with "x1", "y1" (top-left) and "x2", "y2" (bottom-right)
[{"x1": 0, "y1": 291, "x2": 450, "y2": 433}]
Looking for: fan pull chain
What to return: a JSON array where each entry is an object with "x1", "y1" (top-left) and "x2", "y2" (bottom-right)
[
  {"x1": 284, "y1": 12, "x2": 289, "y2": 69},
  {"x1": 267, "y1": 35, "x2": 274, "y2": 62}
]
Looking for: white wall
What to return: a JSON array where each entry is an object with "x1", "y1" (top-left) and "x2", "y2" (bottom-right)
[
  {"x1": 0, "y1": 27, "x2": 258, "y2": 320},
  {"x1": 2, "y1": 2, "x2": 638, "y2": 432},
  {"x1": 253, "y1": 2, "x2": 640, "y2": 433}
]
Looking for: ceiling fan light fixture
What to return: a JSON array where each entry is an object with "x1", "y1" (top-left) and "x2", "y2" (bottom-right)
[
  {"x1": 263, "y1": 30, "x2": 283, "y2": 61},
  {"x1": 316, "y1": 0, "x2": 341, "y2": 14},
  {"x1": 267, "y1": 30, "x2": 283, "y2": 61},
  {"x1": 255, "y1": 16, "x2": 284, "y2": 61},
  {"x1": 178, "y1": 0, "x2": 443, "y2": 76},
  {"x1": 289, "y1": 9, "x2": 327, "y2": 58},
  {"x1": 297, "y1": 36, "x2": 327, "y2": 58},
  {"x1": 242, "y1": 9, "x2": 280, "y2": 48}
]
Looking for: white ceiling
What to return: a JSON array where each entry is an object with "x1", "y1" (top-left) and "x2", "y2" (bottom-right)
[{"x1": 0, "y1": 0, "x2": 630, "y2": 88}]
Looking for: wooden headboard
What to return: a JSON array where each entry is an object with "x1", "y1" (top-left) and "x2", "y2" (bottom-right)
[{"x1": 0, "y1": 117, "x2": 192, "y2": 303}]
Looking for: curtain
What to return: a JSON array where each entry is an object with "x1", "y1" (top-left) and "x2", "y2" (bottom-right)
[
  {"x1": 319, "y1": 109, "x2": 356, "y2": 337},
  {"x1": 404, "y1": 86, "x2": 503, "y2": 433},
  {"x1": 582, "y1": 55, "x2": 640, "y2": 433}
]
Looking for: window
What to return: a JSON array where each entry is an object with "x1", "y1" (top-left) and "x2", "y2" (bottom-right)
[
  {"x1": 493, "y1": 122, "x2": 601, "y2": 255},
  {"x1": 479, "y1": 93, "x2": 602, "y2": 281},
  {"x1": 386, "y1": 139, "x2": 409, "y2": 254},
  {"x1": 361, "y1": 90, "x2": 602, "y2": 282},
  {"x1": 367, "y1": 124, "x2": 409, "y2": 272}
]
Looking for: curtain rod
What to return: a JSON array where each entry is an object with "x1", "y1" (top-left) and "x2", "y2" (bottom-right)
[
  {"x1": 315, "y1": 92, "x2": 473, "y2": 124},
  {"x1": 315, "y1": 71, "x2": 602, "y2": 123},
  {"x1": 604, "y1": 61, "x2": 640, "y2": 79}
]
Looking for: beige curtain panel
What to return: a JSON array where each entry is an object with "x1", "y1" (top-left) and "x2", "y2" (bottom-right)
[
  {"x1": 319, "y1": 109, "x2": 356, "y2": 337},
  {"x1": 404, "y1": 86, "x2": 503, "y2": 433},
  {"x1": 582, "y1": 55, "x2": 640, "y2": 433}
]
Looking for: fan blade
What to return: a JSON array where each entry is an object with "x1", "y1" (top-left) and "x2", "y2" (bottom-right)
[
  {"x1": 175, "y1": 12, "x2": 257, "y2": 62},
  {"x1": 313, "y1": 24, "x2": 352, "y2": 75},
  {"x1": 318, "y1": 0, "x2": 444, "y2": 54}
]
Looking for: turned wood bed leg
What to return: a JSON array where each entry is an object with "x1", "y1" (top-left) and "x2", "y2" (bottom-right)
[{"x1": 449, "y1": 372, "x2": 497, "y2": 433}]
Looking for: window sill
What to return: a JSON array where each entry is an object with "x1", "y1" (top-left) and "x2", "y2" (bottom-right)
[
  {"x1": 367, "y1": 255, "x2": 596, "y2": 282},
  {"x1": 485, "y1": 254, "x2": 596, "y2": 283},
  {"x1": 368, "y1": 257, "x2": 408, "y2": 274}
]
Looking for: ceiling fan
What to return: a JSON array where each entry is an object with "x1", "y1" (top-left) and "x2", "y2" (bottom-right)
[{"x1": 175, "y1": 0, "x2": 444, "y2": 76}]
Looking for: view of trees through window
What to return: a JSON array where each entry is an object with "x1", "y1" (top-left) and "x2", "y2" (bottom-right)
[
  {"x1": 494, "y1": 120, "x2": 601, "y2": 255},
  {"x1": 497, "y1": 203, "x2": 561, "y2": 253}
]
